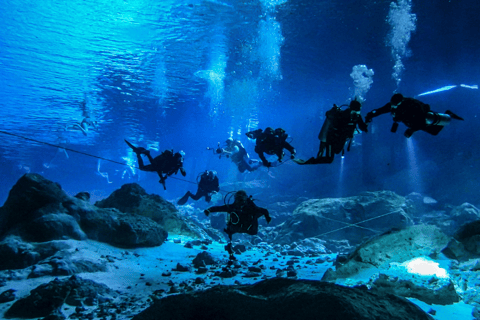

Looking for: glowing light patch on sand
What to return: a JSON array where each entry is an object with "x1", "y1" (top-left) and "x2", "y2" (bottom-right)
[{"x1": 405, "y1": 257, "x2": 448, "y2": 278}]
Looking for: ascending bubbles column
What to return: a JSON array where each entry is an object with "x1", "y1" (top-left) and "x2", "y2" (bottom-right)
[{"x1": 386, "y1": 0, "x2": 417, "y2": 91}]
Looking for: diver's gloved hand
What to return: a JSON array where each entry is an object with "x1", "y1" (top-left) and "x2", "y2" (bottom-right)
[
  {"x1": 204, "y1": 209, "x2": 210, "y2": 217},
  {"x1": 365, "y1": 112, "x2": 373, "y2": 123},
  {"x1": 266, "y1": 215, "x2": 272, "y2": 224},
  {"x1": 180, "y1": 167, "x2": 186, "y2": 177},
  {"x1": 290, "y1": 153, "x2": 296, "y2": 160}
]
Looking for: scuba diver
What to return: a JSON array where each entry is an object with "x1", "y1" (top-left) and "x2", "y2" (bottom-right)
[
  {"x1": 177, "y1": 170, "x2": 220, "y2": 205},
  {"x1": 65, "y1": 94, "x2": 98, "y2": 136},
  {"x1": 364, "y1": 93, "x2": 464, "y2": 138},
  {"x1": 294, "y1": 99, "x2": 368, "y2": 165},
  {"x1": 207, "y1": 138, "x2": 263, "y2": 173},
  {"x1": 246, "y1": 127, "x2": 296, "y2": 167},
  {"x1": 204, "y1": 190, "x2": 271, "y2": 261},
  {"x1": 125, "y1": 140, "x2": 186, "y2": 190}
]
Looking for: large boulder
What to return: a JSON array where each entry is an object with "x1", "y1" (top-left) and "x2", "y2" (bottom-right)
[
  {"x1": 442, "y1": 219, "x2": 480, "y2": 261},
  {"x1": 0, "y1": 174, "x2": 70, "y2": 239},
  {"x1": 0, "y1": 174, "x2": 168, "y2": 248},
  {"x1": 95, "y1": 183, "x2": 207, "y2": 239},
  {"x1": 273, "y1": 191, "x2": 413, "y2": 245},
  {"x1": 76, "y1": 206, "x2": 167, "y2": 248},
  {"x1": 132, "y1": 278, "x2": 433, "y2": 320},
  {"x1": 325, "y1": 225, "x2": 450, "y2": 280}
]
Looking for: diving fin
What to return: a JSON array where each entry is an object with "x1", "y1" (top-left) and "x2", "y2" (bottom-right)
[
  {"x1": 293, "y1": 157, "x2": 319, "y2": 165},
  {"x1": 125, "y1": 139, "x2": 139, "y2": 152},
  {"x1": 445, "y1": 110, "x2": 464, "y2": 121},
  {"x1": 293, "y1": 157, "x2": 332, "y2": 165},
  {"x1": 125, "y1": 139, "x2": 148, "y2": 155}
]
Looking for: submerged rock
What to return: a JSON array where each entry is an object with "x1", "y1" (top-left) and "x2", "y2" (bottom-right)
[
  {"x1": 132, "y1": 278, "x2": 433, "y2": 320},
  {"x1": 5, "y1": 275, "x2": 118, "y2": 319},
  {"x1": 0, "y1": 174, "x2": 172, "y2": 248},
  {"x1": 442, "y1": 219, "x2": 480, "y2": 261},
  {"x1": 273, "y1": 191, "x2": 413, "y2": 246},
  {"x1": 95, "y1": 183, "x2": 209, "y2": 239},
  {"x1": 327, "y1": 225, "x2": 449, "y2": 279}
]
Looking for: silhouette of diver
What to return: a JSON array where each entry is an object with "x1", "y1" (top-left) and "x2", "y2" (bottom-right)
[
  {"x1": 204, "y1": 190, "x2": 271, "y2": 261},
  {"x1": 246, "y1": 127, "x2": 296, "y2": 167},
  {"x1": 365, "y1": 93, "x2": 463, "y2": 138},
  {"x1": 125, "y1": 140, "x2": 186, "y2": 190},
  {"x1": 177, "y1": 170, "x2": 220, "y2": 205},
  {"x1": 294, "y1": 99, "x2": 368, "y2": 165}
]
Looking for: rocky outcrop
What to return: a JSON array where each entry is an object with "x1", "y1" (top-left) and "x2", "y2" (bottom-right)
[
  {"x1": 0, "y1": 236, "x2": 70, "y2": 271},
  {"x1": 442, "y1": 219, "x2": 480, "y2": 261},
  {"x1": 95, "y1": 183, "x2": 209, "y2": 239},
  {"x1": 0, "y1": 173, "x2": 69, "y2": 239},
  {"x1": 369, "y1": 272, "x2": 460, "y2": 305},
  {"x1": 4, "y1": 275, "x2": 118, "y2": 319},
  {"x1": 0, "y1": 174, "x2": 178, "y2": 248},
  {"x1": 273, "y1": 191, "x2": 413, "y2": 245},
  {"x1": 326, "y1": 225, "x2": 449, "y2": 279},
  {"x1": 132, "y1": 278, "x2": 433, "y2": 320}
]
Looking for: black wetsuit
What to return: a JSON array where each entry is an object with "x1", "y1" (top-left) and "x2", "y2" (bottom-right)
[
  {"x1": 178, "y1": 172, "x2": 220, "y2": 204},
  {"x1": 205, "y1": 199, "x2": 270, "y2": 239},
  {"x1": 247, "y1": 129, "x2": 296, "y2": 167},
  {"x1": 136, "y1": 150, "x2": 185, "y2": 189},
  {"x1": 367, "y1": 97, "x2": 430, "y2": 132},
  {"x1": 316, "y1": 106, "x2": 368, "y2": 163}
]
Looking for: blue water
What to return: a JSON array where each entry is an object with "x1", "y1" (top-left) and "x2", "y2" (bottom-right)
[{"x1": 0, "y1": 0, "x2": 479, "y2": 206}]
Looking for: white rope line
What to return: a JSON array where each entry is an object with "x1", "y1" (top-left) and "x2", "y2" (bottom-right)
[{"x1": 312, "y1": 209, "x2": 404, "y2": 238}]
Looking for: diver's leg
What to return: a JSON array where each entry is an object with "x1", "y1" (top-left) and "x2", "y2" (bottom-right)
[
  {"x1": 177, "y1": 191, "x2": 193, "y2": 205},
  {"x1": 189, "y1": 190, "x2": 205, "y2": 201},
  {"x1": 316, "y1": 143, "x2": 334, "y2": 163},
  {"x1": 316, "y1": 141, "x2": 326, "y2": 158}
]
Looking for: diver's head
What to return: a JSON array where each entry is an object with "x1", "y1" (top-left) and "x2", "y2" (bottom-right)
[
  {"x1": 176, "y1": 150, "x2": 185, "y2": 159},
  {"x1": 234, "y1": 190, "x2": 248, "y2": 204},
  {"x1": 391, "y1": 93, "x2": 404, "y2": 106},
  {"x1": 349, "y1": 100, "x2": 361, "y2": 111},
  {"x1": 264, "y1": 127, "x2": 274, "y2": 135},
  {"x1": 207, "y1": 170, "x2": 215, "y2": 179},
  {"x1": 225, "y1": 138, "x2": 233, "y2": 146}
]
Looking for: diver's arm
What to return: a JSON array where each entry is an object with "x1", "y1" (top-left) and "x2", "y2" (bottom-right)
[
  {"x1": 256, "y1": 206, "x2": 271, "y2": 223},
  {"x1": 204, "y1": 204, "x2": 229, "y2": 216},
  {"x1": 222, "y1": 146, "x2": 239, "y2": 156},
  {"x1": 283, "y1": 141, "x2": 296, "y2": 157},
  {"x1": 213, "y1": 177, "x2": 220, "y2": 192},
  {"x1": 365, "y1": 103, "x2": 391, "y2": 122},
  {"x1": 357, "y1": 117, "x2": 368, "y2": 132}
]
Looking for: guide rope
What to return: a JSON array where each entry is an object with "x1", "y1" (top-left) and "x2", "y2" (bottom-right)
[
  {"x1": 0, "y1": 130, "x2": 200, "y2": 185},
  {"x1": 312, "y1": 209, "x2": 404, "y2": 238}
]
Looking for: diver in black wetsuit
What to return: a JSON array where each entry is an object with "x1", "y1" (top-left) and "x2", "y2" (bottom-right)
[
  {"x1": 125, "y1": 140, "x2": 186, "y2": 190},
  {"x1": 204, "y1": 190, "x2": 271, "y2": 261},
  {"x1": 177, "y1": 170, "x2": 220, "y2": 205},
  {"x1": 365, "y1": 93, "x2": 463, "y2": 138},
  {"x1": 294, "y1": 99, "x2": 368, "y2": 165},
  {"x1": 246, "y1": 127, "x2": 296, "y2": 167}
]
